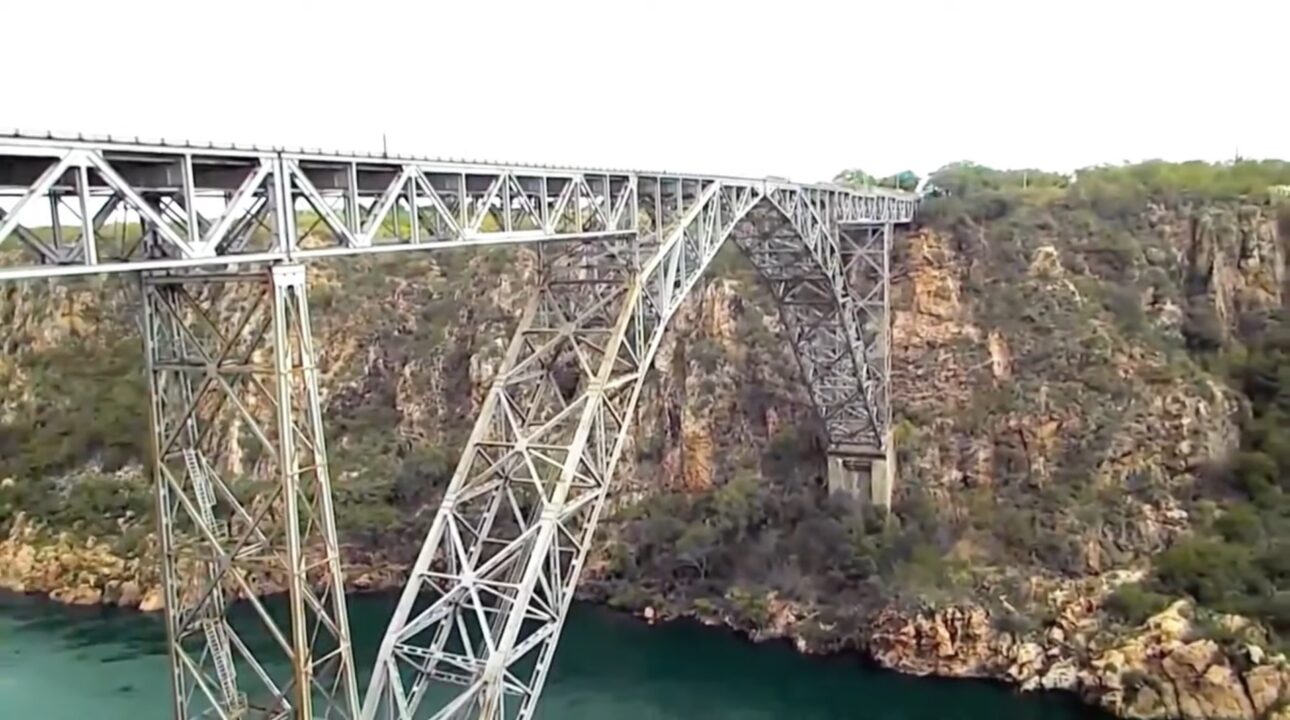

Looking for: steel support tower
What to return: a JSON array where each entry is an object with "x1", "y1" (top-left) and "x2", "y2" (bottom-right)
[
  {"x1": 142, "y1": 265, "x2": 359, "y2": 719},
  {"x1": 0, "y1": 132, "x2": 914, "y2": 720}
]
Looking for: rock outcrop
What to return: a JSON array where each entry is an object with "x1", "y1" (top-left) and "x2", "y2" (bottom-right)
[
  {"x1": 870, "y1": 604, "x2": 1003, "y2": 677},
  {"x1": 867, "y1": 597, "x2": 1290, "y2": 720},
  {"x1": 0, "y1": 513, "x2": 161, "y2": 608}
]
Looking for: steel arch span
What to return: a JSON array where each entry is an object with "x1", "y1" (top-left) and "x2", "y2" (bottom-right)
[
  {"x1": 361, "y1": 189, "x2": 898, "y2": 720},
  {"x1": 0, "y1": 132, "x2": 914, "y2": 720}
]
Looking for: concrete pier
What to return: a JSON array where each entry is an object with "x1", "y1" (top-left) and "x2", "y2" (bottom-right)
[{"x1": 826, "y1": 434, "x2": 895, "y2": 509}]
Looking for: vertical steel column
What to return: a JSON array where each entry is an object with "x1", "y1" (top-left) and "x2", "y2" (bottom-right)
[
  {"x1": 141, "y1": 263, "x2": 359, "y2": 720},
  {"x1": 881, "y1": 222, "x2": 893, "y2": 439},
  {"x1": 142, "y1": 278, "x2": 190, "y2": 720}
]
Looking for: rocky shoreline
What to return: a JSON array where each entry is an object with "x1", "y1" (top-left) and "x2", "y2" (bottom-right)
[
  {"x1": 6, "y1": 523, "x2": 1290, "y2": 720},
  {"x1": 868, "y1": 602, "x2": 1290, "y2": 720},
  {"x1": 625, "y1": 583, "x2": 1290, "y2": 720}
]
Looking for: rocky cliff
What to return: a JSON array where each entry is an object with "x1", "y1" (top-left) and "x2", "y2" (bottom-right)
[{"x1": 3, "y1": 168, "x2": 1290, "y2": 718}]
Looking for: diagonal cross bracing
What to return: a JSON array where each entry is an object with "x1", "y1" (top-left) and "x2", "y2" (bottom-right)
[
  {"x1": 361, "y1": 182, "x2": 768, "y2": 720},
  {"x1": 363, "y1": 185, "x2": 897, "y2": 720}
]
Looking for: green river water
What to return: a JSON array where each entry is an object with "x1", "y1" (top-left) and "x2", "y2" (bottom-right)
[{"x1": 0, "y1": 592, "x2": 1110, "y2": 719}]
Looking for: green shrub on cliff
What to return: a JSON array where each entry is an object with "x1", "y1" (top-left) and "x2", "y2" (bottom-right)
[
  {"x1": 0, "y1": 469, "x2": 151, "y2": 538},
  {"x1": 1105, "y1": 583, "x2": 1172, "y2": 626},
  {"x1": 1074, "y1": 160, "x2": 1290, "y2": 204},
  {"x1": 1153, "y1": 538, "x2": 1267, "y2": 606}
]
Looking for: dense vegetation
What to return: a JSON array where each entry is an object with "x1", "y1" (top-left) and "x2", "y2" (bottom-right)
[{"x1": 589, "y1": 424, "x2": 957, "y2": 633}]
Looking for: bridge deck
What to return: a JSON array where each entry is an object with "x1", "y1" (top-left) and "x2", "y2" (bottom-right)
[{"x1": 0, "y1": 131, "x2": 916, "y2": 281}]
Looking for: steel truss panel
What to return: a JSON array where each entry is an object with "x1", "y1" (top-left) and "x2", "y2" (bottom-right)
[
  {"x1": 142, "y1": 265, "x2": 359, "y2": 719},
  {"x1": 0, "y1": 133, "x2": 915, "y2": 280}
]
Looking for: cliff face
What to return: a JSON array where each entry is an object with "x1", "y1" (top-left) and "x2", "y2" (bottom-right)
[
  {"x1": 854, "y1": 200, "x2": 1288, "y2": 718},
  {"x1": 2, "y1": 192, "x2": 1289, "y2": 718}
]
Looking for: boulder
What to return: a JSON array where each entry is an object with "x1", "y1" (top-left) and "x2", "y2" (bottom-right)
[
  {"x1": 118, "y1": 580, "x2": 142, "y2": 607},
  {"x1": 1245, "y1": 664, "x2": 1290, "y2": 717},
  {"x1": 51, "y1": 585, "x2": 102, "y2": 605},
  {"x1": 139, "y1": 587, "x2": 165, "y2": 613},
  {"x1": 1040, "y1": 658, "x2": 1079, "y2": 691}
]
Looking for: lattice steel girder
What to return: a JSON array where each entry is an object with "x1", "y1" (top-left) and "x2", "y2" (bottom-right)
[
  {"x1": 0, "y1": 132, "x2": 915, "y2": 281},
  {"x1": 361, "y1": 181, "x2": 764, "y2": 720},
  {"x1": 142, "y1": 264, "x2": 360, "y2": 720},
  {"x1": 0, "y1": 128, "x2": 914, "y2": 719}
]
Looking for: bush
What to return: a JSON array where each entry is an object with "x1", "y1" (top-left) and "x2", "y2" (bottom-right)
[
  {"x1": 607, "y1": 586, "x2": 654, "y2": 611},
  {"x1": 899, "y1": 542, "x2": 953, "y2": 590},
  {"x1": 1183, "y1": 303, "x2": 1226, "y2": 352},
  {"x1": 394, "y1": 445, "x2": 456, "y2": 504},
  {"x1": 1232, "y1": 593, "x2": 1290, "y2": 636},
  {"x1": 689, "y1": 339, "x2": 724, "y2": 373},
  {"x1": 43, "y1": 471, "x2": 152, "y2": 538},
  {"x1": 1153, "y1": 538, "x2": 1268, "y2": 606},
  {"x1": 1106, "y1": 583, "x2": 1173, "y2": 626},
  {"x1": 1215, "y1": 504, "x2": 1264, "y2": 544},
  {"x1": 1231, "y1": 452, "x2": 1279, "y2": 504},
  {"x1": 993, "y1": 610, "x2": 1041, "y2": 636},
  {"x1": 691, "y1": 597, "x2": 718, "y2": 616},
  {"x1": 1103, "y1": 285, "x2": 1147, "y2": 335},
  {"x1": 725, "y1": 586, "x2": 770, "y2": 627}
]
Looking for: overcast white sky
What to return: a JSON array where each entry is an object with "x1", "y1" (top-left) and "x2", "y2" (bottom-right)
[{"x1": 6, "y1": 0, "x2": 1287, "y2": 183}]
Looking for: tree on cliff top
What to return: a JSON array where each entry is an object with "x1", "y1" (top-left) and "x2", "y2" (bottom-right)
[
  {"x1": 928, "y1": 161, "x2": 1069, "y2": 196},
  {"x1": 834, "y1": 168, "x2": 920, "y2": 192},
  {"x1": 834, "y1": 168, "x2": 877, "y2": 187}
]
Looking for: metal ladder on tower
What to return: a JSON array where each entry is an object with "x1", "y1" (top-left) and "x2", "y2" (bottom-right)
[{"x1": 183, "y1": 448, "x2": 248, "y2": 716}]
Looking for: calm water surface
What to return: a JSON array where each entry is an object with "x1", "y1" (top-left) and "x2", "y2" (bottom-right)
[{"x1": 0, "y1": 592, "x2": 1109, "y2": 719}]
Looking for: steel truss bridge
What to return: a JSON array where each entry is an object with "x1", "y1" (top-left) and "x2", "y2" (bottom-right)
[{"x1": 0, "y1": 131, "x2": 914, "y2": 720}]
